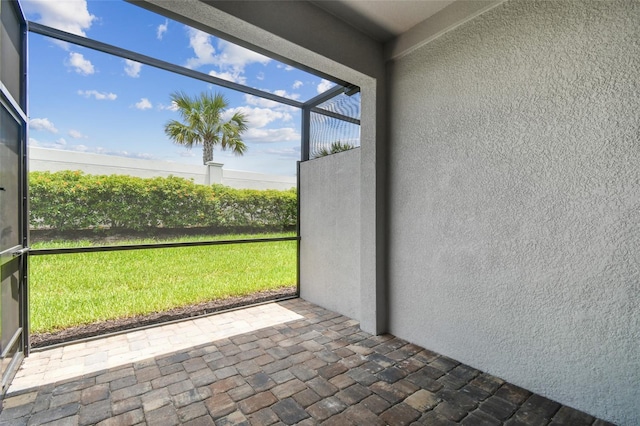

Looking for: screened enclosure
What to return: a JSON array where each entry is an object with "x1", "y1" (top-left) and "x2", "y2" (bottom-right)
[{"x1": 22, "y1": 0, "x2": 361, "y2": 349}]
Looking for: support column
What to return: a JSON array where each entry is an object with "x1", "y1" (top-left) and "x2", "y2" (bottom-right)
[
  {"x1": 205, "y1": 162, "x2": 224, "y2": 185},
  {"x1": 359, "y1": 77, "x2": 388, "y2": 335}
]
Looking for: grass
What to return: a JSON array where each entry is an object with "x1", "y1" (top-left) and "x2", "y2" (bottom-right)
[{"x1": 30, "y1": 233, "x2": 297, "y2": 334}]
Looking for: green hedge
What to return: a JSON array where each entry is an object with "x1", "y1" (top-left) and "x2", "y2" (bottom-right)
[
  {"x1": 214, "y1": 185, "x2": 297, "y2": 229},
  {"x1": 29, "y1": 171, "x2": 296, "y2": 231}
]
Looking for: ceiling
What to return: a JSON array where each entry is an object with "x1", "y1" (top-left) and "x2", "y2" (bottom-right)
[{"x1": 310, "y1": 0, "x2": 456, "y2": 42}]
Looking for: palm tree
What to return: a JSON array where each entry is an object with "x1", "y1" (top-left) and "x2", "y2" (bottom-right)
[{"x1": 164, "y1": 91, "x2": 249, "y2": 164}]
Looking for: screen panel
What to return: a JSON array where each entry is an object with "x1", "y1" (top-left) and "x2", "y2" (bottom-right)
[
  {"x1": 0, "y1": 107, "x2": 21, "y2": 254},
  {"x1": 1, "y1": 1, "x2": 23, "y2": 106}
]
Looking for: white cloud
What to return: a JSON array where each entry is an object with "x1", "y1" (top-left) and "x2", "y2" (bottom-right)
[
  {"x1": 68, "y1": 129, "x2": 87, "y2": 139},
  {"x1": 29, "y1": 118, "x2": 58, "y2": 133},
  {"x1": 256, "y1": 72, "x2": 265, "y2": 81},
  {"x1": 185, "y1": 28, "x2": 216, "y2": 69},
  {"x1": 135, "y1": 98, "x2": 153, "y2": 110},
  {"x1": 67, "y1": 52, "x2": 94, "y2": 75},
  {"x1": 244, "y1": 127, "x2": 299, "y2": 143},
  {"x1": 185, "y1": 29, "x2": 270, "y2": 83},
  {"x1": 157, "y1": 101, "x2": 179, "y2": 112},
  {"x1": 277, "y1": 64, "x2": 295, "y2": 71},
  {"x1": 157, "y1": 19, "x2": 168, "y2": 40},
  {"x1": 55, "y1": 40, "x2": 73, "y2": 51},
  {"x1": 244, "y1": 94, "x2": 280, "y2": 109},
  {"x1": 223, "y1": 107, "x2": 291, "y2": 129},
  {"x1": 273, "y1": 90, "x2": 300, "y2": 100},
  {"x1": 40, "y1": 142, "x2": 158, "y2": 159},
  {"x1": 263, "y1": 146, "x2": 300, "y2": 159},
  {"x1": 28, "y1": 139, "x2": 148, "y2": 158},
  {"x1": 317, "y1": 79, "x2": 335, "y2": 93},
  {"x1": 22, "y1": 0, "x2": 95, "y2": 36},
  {"x1": 292, "y1": 80, "x2": 303, "y2": 89},
  {"x1": 208, "y1": 70, "x2": 246, "y2": 85},
  {"x1": 124, "y1": 59, "x2": 142, "y2": 78},
  {"x1": 78, "y1": 90, "x2": 117, "y2": 101},
  {"x1": 216, "y1": 40, "x2": 270, "y2": 70},
  {"x1": 179, "y1": 151, "x2": 196, "y2": 158},
  {"x1": 244, "y1": 92, "x2": 299, "y2": 112}
]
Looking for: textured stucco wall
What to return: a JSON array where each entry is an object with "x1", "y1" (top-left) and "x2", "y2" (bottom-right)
[
  {"x1": 300, "y1": 149, "x2": 361, "y2": 321},
  {"x1": 387, "y1": 1, "x2": 640, "y2": 424}
]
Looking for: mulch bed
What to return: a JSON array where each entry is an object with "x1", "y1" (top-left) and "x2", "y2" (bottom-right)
[{"x1": 30, "y1": 287, "x2": 297, "y2": 349}]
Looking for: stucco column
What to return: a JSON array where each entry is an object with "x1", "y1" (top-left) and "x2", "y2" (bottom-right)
[{"x1": 205, "y1": 162, "x2": 224, "y2": 185}]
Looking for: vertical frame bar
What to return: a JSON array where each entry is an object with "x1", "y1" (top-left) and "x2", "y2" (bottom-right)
[
  {"x1": 20, "y1": 0, "x2": 29, "y2": 357},
  {"x1": 0, "y1": 0, "x2": 29, "y2": 392},
  {"x1": 296, "y1": 161, "x2": 301, "y2": 296},
  {"x1": 301, "y1": 107, "x2": 310, "y2": 161}
]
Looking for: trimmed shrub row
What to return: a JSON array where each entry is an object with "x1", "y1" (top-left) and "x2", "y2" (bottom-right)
[
  {"x1": 29, "y1": 171, "x2": 297, "y2": 231},
  {"x1": 213, "y1": 184, "x2": 297, "y2": 229}
]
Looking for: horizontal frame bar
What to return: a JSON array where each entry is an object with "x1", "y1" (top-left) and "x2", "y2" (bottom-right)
[
  {"x1": 1, "y1": 352, "x2": 23, "y2": 394},
  {"x1": 0, "y1": 328, "x2": 22, "y2": 359},
  {"x1": 27, "y1": 22, "x2": 304, "y2": 109},
  {"x1": 310, "y1": 107, "x2": 360, "y2": 125},
  {"x1": 0, "y1": 83, "x2": 27, "y2": 123},
  {"x1": 303, "y1": 84, "x2": 346, "y2": 108},
  {"x1": 0, "y1": 244, "x2": 23, "y2": 267},
  {"x1": 30, "y1": 236, "x2": 300, "y2": 256}
]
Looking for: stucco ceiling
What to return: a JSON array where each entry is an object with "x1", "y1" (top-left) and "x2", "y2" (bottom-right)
[{"x1": 310, "y1": 0, "x2": 456, "y2": 42}]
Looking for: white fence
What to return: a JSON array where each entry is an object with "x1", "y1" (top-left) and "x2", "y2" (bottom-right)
[{"x1": 28, "y1": 147, "x2": 297, "y2": 190}]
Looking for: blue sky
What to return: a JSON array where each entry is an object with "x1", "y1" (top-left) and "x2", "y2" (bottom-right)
[{"x1": 22, "y1": 0, "x2": 336, "y2": 176}]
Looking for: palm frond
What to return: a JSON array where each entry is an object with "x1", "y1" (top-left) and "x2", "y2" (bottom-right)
[
  {"x1": 164, "y1": 120, "x2": 200, "y2": 148},
  {"x1": 315, "y1": 140, "x2": 355, "y2": 157}
]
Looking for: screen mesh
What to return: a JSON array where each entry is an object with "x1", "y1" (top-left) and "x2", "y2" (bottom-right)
[{"x1": 309, "y1": 91, "x2": 360, "y2": 159}]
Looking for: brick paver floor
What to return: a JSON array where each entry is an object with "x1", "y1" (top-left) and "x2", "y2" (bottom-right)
[{"x1": 0, "y1": 298, "x2": 614, "y2": 425}]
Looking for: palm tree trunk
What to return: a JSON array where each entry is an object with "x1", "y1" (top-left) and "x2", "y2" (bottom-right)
[{"x1": 203, "y1": 141, "x2": 214, "y2": 164}]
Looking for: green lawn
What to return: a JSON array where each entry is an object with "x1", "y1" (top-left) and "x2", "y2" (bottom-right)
[{"x1": 29, "y1": 233, "x2": 297, "y2": 333}]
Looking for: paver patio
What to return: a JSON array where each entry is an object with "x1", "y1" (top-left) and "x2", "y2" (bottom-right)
[{"x1": 0, "y1": 298, "x2": 613, "y2": 425}]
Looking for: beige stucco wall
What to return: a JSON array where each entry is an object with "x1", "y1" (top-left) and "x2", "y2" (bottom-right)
[{"x1": 387, "y1": 1, "x2": 640, "y2": 424}]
